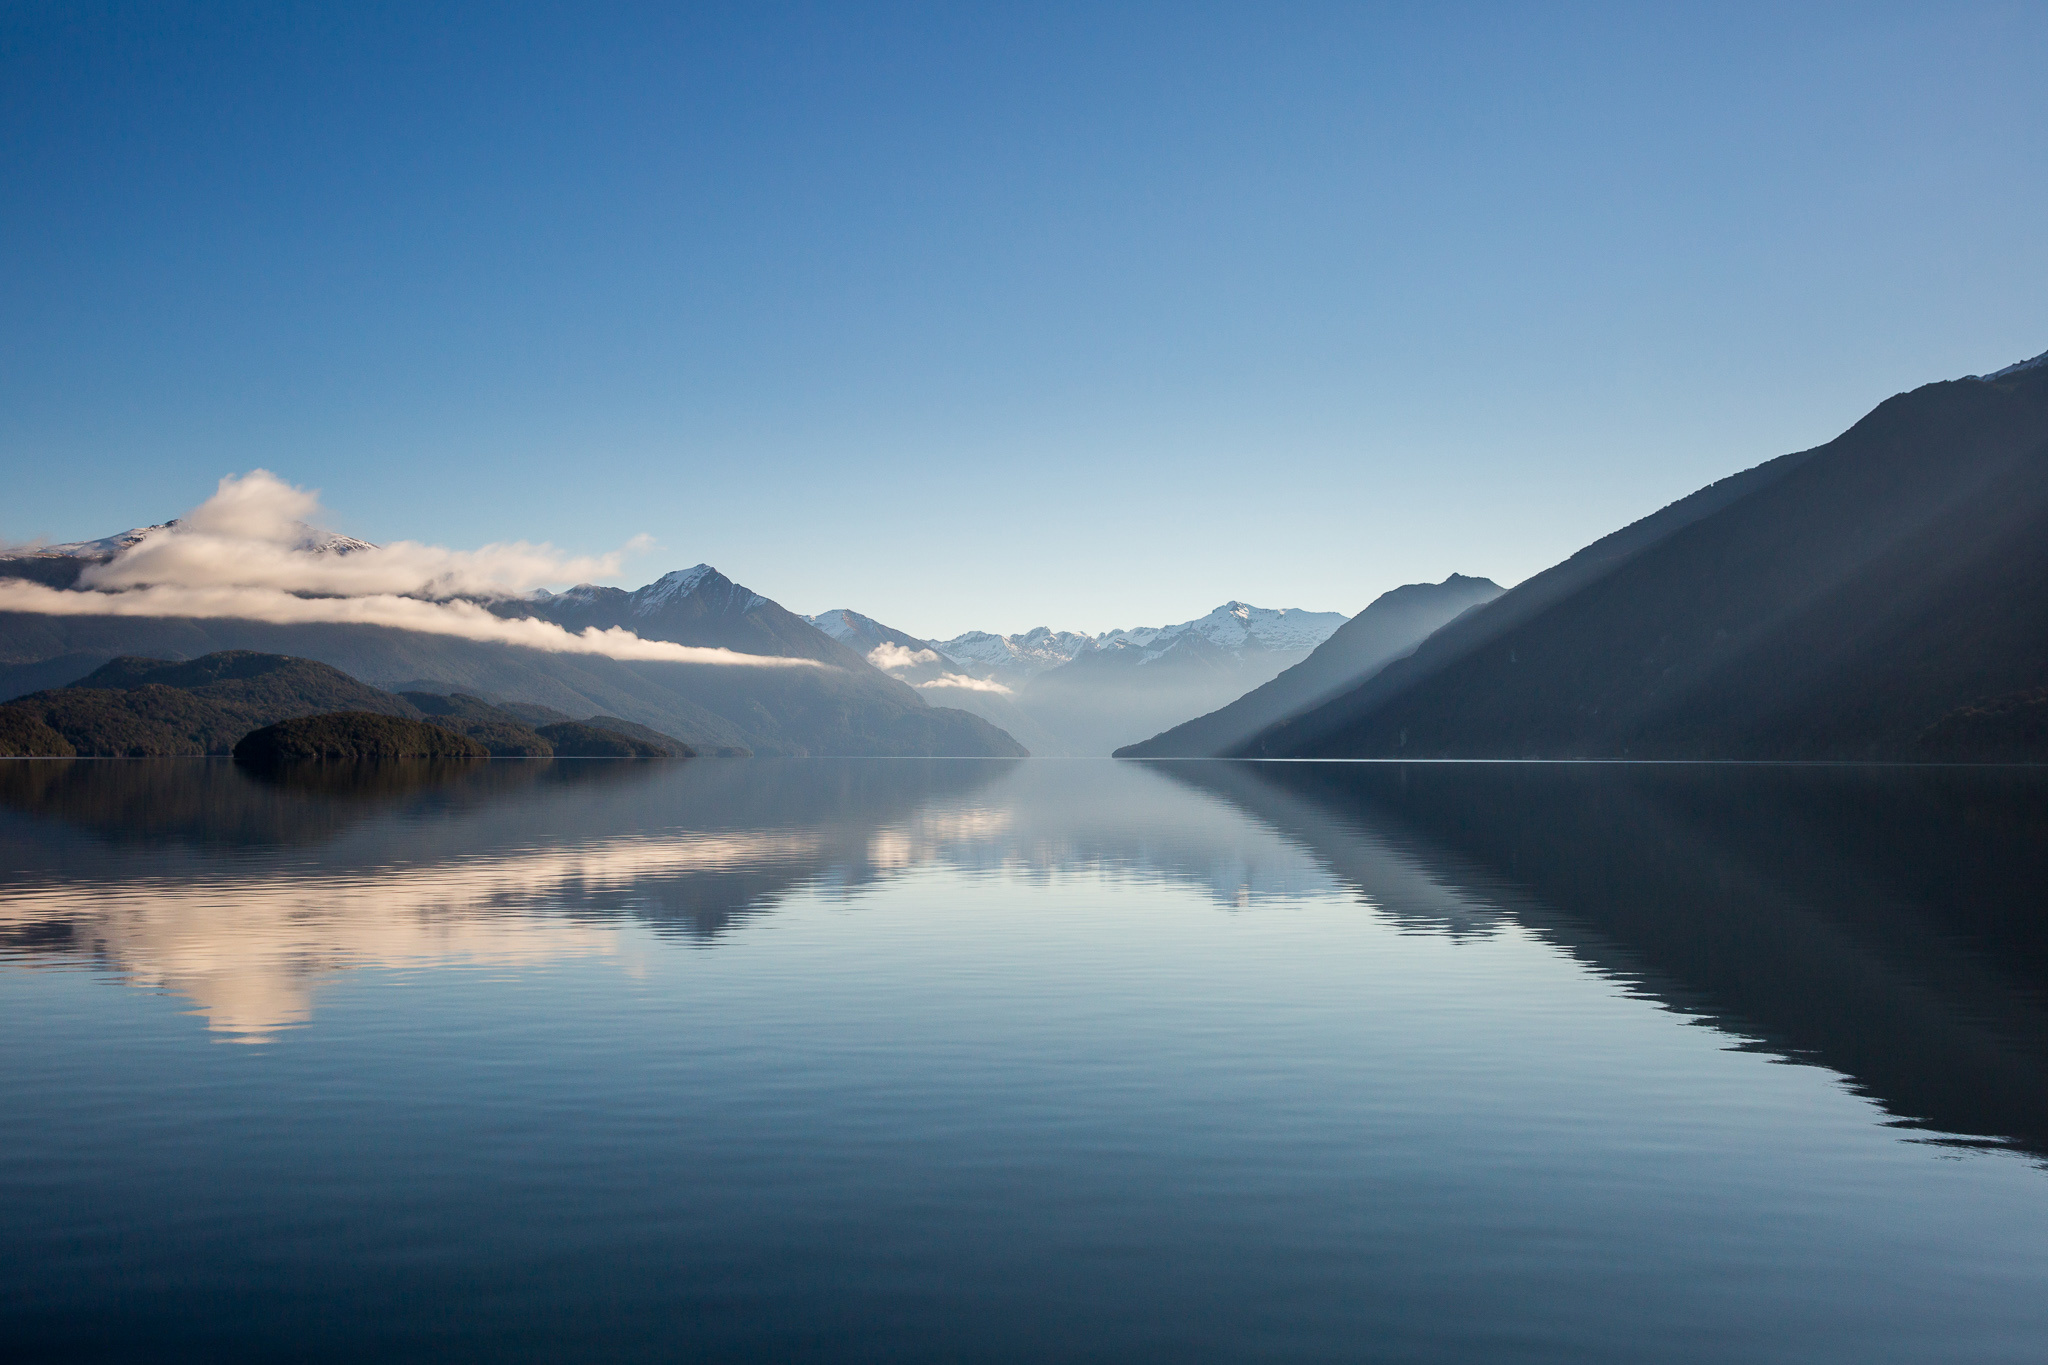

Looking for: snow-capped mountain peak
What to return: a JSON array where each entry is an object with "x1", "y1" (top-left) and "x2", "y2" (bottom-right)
[
  {"x1": 1081, "y1": 602, "x2": 1345, "y2": 662},
  {"x1": 631, "y1": 564, "x2": 718, "y2": 614},
  {"x1": 916, "y1": 602, "x2": 1345, "y2": 681},
  {"x1": 42, "y1": 521, "x2": 376, "y2": 559},
  {"x1": 807, "y1": 608, "x2": 889, "y2": 644},
  {"x1": 932, "y1": 627, "x2": 1097, "y2": 676}
]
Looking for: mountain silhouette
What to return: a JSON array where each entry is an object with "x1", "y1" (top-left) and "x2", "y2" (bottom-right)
[
  {"x1": 1243, "y1": 353, "x2": 2048, "y2": 760},
  {"x1": 1116, "y1": 575, "x2": 1501, "y2": 757}
]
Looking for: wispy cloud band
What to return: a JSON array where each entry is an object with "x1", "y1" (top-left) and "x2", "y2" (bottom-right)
[
  {"x1": 0, "y1": 578, "x2": 821, "y2": 666},
  {"x1": 3, "y1": 472, "x2": 819, "y2": 668},
  {"x1": 917, "y1": 673, "x2": 1014, "y2": 694}
]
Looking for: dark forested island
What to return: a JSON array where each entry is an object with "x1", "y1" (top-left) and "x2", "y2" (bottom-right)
[{"x1": 234, "y1": 712, "x2": 492, "y2": 762}]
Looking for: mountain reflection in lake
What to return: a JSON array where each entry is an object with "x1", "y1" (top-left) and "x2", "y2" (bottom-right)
[{"x1": 3, "y1": 757, "x2": 2047, "y2": 1363}]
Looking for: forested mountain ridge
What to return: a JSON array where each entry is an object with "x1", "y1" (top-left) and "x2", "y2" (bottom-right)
[{"x1": 0, "y1": 650, "x2": 699, "y2": 757}]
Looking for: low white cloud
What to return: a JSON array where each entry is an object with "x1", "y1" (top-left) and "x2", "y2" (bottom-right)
[
  {"x1": 80, "y1": 470, "x2": 639, "y2": 597},
  {"x1": 0, "y1": 830, "x2": 824, "y2": 1039},
  {"x1": 867, "y1": 641, "x2": 943, "y2": 671},
  {"x1": 6, "y1": 471, "x2": 819, "y2": 668},
  {"x1": 862, "y1": 642, "x2": 1013, "y2": 691},
  {"x1": 917, "y1": 672, "x2": 1014, "y2": 695},
  {"x1": 0, "y1": 578, "x2": 820, "y2": 665}
]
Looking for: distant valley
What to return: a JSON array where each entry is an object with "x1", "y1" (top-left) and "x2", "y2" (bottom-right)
[{"x1": 807, "y1": 601, "x2": 1355, "y2": 755}]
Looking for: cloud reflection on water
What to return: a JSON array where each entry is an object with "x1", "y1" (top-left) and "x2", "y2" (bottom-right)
[
  {"x1": 0, "y1": 758, "x2": 1362, "y2": 1038},
  {"x1": 0, "y1": 829, "x2": 831, "y2": 1039}
]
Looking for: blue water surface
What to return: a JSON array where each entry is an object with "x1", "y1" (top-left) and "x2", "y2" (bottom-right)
[{"x1": 3, "y1": 757, "x2": 2046, "y2": 1363}]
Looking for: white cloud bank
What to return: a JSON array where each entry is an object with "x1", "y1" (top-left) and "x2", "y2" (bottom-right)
[
  {"x1": 917, "y1": 673, "x2": 1014, "y2": 695},
  {"x1": 866, "y1": 642, "x2": 943, "y2": 671},
  {"x1": 0, "y1": 471, "x2": 820, "y2": 668},
  {"x1": 863, "y1": 641, "x2": 1015, "y2": 694}
]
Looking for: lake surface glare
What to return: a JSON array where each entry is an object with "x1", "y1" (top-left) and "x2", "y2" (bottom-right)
[{"x1": 3, "y1": 756, "x2": 2047, "y2": 1363}]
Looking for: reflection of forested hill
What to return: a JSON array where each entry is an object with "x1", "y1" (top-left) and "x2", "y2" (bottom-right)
[
  {"x1": 1166, "y1": 760, "x2": 2048, "y2": 1158},
  {"x1": 0, "y1": 758, "x2": 1019, "y2": 939},
  {"x1": 552, "y1": 758, "x2": 1023, "y2": 938},
  {"x1": 0, "y1": 756, "x2": 573, "y2": 850},
  {"x1": 0, "y1": 759, "x2": 1022, "y2": 1037}
]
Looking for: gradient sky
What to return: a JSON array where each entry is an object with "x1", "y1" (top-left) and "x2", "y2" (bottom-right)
[{"x1": 3, "y1": 2, "x2": 2044, "y2": 638}]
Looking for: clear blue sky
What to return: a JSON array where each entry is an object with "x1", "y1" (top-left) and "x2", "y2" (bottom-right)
[{"x1": 3, "y1": 2, "x2": 2044, "y2": 637}]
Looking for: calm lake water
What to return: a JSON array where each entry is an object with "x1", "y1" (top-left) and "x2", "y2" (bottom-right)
[{"x1": 3, "y1": 756, "x2": 2048, "y2": 1363}]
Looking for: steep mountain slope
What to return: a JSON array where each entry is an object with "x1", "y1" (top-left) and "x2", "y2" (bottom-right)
[
  {"x1": 525, "y1": 565, "x2": 855, "y2": 664},
  {"x1": 0, "y1": 561, "x2": 1026, "y2": 757},
  {"x1": 513, "y1": 566, "x2": 1023, "y2": 756},
  {"x1": 1116, "y1": 575, "x2": 1503, "y2": 756},
  {"x1": 1246, "y1": 352, "x2": 2048, "y2": 760},
  {"x1": 808, "y1": 608, "x2": 935, "y2": 656}
]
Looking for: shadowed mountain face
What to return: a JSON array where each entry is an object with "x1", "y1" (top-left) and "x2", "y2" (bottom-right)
[
  {"x1": 1117, "y1": 575, "x2": 1503, "y2": 757},
  {"x1": 1165, "y1": 760, "x2": 2048, "y2": 1158},
  {"x1": 1247, "y1": 359, "x2": 2048, "y2": 759},
  {"x1": 522, "y1": 565, "x2": 860, "y2": 666}
]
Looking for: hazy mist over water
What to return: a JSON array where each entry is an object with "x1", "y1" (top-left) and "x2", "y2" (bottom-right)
[{"x1": 4, "y1": 757, "x2": 2048, "y2": 1362}]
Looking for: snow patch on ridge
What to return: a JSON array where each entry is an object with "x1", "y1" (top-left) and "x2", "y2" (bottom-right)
[
  {"x1": 1973, "y1": 348, "x2": 2048, "y2": 381},
  {"x1": 807, "y1": 608, "x2": 887, "y2": 644},
  {"x1": 631, "y1": 564, "x2": 717, "y2": 614},
  {"x1": 926, "y1": 603, "x2": 1345, "y2": 679},
  {"x1": 42, "y1": 521, "x2": 377, "y2": 560}
]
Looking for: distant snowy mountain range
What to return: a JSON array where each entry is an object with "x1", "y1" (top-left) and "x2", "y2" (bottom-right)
[
  {"x1": 810, "y1": 602, "x2": 1346, "y2": 684},
  {"x1": 806, "y1": 601, "x2": 1350, "y2": 754}
]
